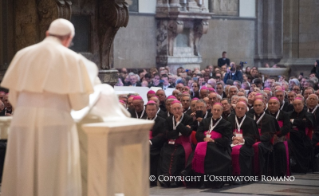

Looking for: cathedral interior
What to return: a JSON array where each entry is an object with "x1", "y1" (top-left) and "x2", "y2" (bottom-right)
[{"x1": 0, "y1": 0, "x2": 319, "y2": 196}]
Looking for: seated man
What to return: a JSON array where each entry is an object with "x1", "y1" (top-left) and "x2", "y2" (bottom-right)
[
  {"x1": 149, "y1": 96, "x2": 167, "y2": 119},
  {"x1": 158, "y1": 100, "x2": 193, "y2": 187},
  {"x1": 130, "y1": 96, "x2": 147, "y2": 119},
  {"x1": 145, "y1": 101, "x2": 166, "y2": 186},
  {"x1": 221, "y1": 98, "x2": 233, "y2": 119},
  {"x1": 247, "y1": 99, "x2": 279, "y2": 176},
  {"x1": 307, "y1": 94, "x2": 319, "y2": 171},
  {"x1": 127, "y1": 95, "x2": 135, "y2": 112},
  {"x1": 147, "y1": 90, "x2": 156, "y2": 101},
  {"x1": 228, "y1": 101, "x2": 259, "y2": 183},
  {"x1": 156, "y1": 89, "x2": 167, "y2": 112},
  {"x1": 191, "y1": 99, "x2": 212, "y2": 131},
  {"x1": 192, "y1": 103, "x2": 232, "y2": 188},
  {"x1": 275, "y1": 89, "x2": 293, "y2": 112},
  {"x1": 289, "y1": 97, "x2": 314, "y2": 173},
  {"x1": 266, "y1": 97, "x2": 292, "y2": 176},
  {"x1": 165, "y1": 95, "x2": 177, "y2": 117},
  {"x1": 181, "y1": 93, "x2": 191, "y2": 115}
]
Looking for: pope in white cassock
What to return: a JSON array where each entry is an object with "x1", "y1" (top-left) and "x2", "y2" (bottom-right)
[{"x1": 0, "y1": 19, "x2": 94, "y2": 196}]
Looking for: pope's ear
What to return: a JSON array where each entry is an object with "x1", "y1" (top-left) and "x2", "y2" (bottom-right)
[{"x1": 45, "y1": 31, "x2": 49, "y2": 37}]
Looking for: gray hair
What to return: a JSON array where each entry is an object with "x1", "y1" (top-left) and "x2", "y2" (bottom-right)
[
  {"x1": 196, "y1": 99, "x2": 207, "y2": 106},
  {"x1": 289, "y1": 78, "x2": 300, "y2": 86},
  {"x1": 228, "y1": 86, "x2": 239, "y2": 94},
  {"x1": 231, "y1": 95, "x2": 239, "y2": 101},
  {"x1": 237, "y1": 96, "x2": 248, "y2": 104}
]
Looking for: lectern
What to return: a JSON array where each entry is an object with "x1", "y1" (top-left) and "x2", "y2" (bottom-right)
[{"x1": 82, "y1": 119, "x2": 153, "y2": 196}]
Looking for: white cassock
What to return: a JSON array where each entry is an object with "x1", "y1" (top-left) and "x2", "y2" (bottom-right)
[{"x1": 0, "y1": 36, "x2": 94, "y2": 196}]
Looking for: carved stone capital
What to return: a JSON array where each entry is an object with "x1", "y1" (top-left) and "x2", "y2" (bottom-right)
[
  {"x1": 194, "y1": 19, "x2": 209, "y2": 36},
  {"x1": 193, "y1": 19, "x2": 209, "y2": 56},
  {"x1": 37, "y1": 0, "x2": 73, "y2": 40},
  {"x1": 98, "y1": 0, "x2": 129, "y2": 70},
  {"x1": 168, "y1": 20, "x2": 184, "y2": 35},
  {"x1": 167, "y1": 20, "x2": 184, "y2": 56}
]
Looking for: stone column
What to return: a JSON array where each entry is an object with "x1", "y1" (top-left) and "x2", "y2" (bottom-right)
[
  {"x1": 254, "y1": 0, "x2": 283, "y2": 67},
  {"x1": 0, "y1": 0, "x2": 15, "y2": 77}
]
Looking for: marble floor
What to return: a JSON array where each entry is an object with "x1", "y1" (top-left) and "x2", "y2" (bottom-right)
[{"x1": 150, "y1": 173, "x2": 319, "y2": 196}]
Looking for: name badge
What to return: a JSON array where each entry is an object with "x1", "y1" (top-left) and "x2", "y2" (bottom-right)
[
  {"x1": 206, "y1": 133, "x2": 211, "y2": 138},
  {"x1": 168, "y1": 139, "x2": 175, "y2": 145},
  {"x1": 236, "y1": 133, "x2": 243, "y2": 138}
]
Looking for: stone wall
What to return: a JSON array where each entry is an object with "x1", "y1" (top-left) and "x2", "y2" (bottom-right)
[
  {"x1": 279, "y1": 0, "x2": 319, "y2": 77},
  {"x1": 113, "y1": 15, "x2": 255, "y2": 69},
  {"x1": 298, "y1": 0, "x2": 319, "y2": 58},
  {"x1": 113, "y1": 14, "x2": 157, "y2": 69},
  {"x1": 200, "y1": 18, "x2": 255, "y2": 68}
]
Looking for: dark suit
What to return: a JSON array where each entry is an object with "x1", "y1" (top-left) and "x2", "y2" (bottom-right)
[
  {"x1": 157, "y1": 109, "x2": 167, "y2": 119},
  {"x1": 130, "y1": 109, "x2": 147, "y2": 119},
  {"x1": 148, "y1": 116, "x2": 166, "y2": 185},
  {"x1": 218, "y1": 58, "x2": 230, "y2": 67},
  {"x1": 125, "y1": 82, "x2": 141, "y2": 86}
]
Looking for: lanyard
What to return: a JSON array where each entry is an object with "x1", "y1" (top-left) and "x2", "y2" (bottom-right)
[
  {"x1": 209, "y1": 117, "x2": 223, "y2": 133},
  {"x1": 254, "y1": 111, "x2": 266, "y2": 125},
  {"x1": 173, "y1": 114, "x2": 184, "y2": 130},
  {"x1": 275, "y1": 110, "x2": 280, "y2": 120},
  {"x1": 280, "y1": 101, "x2": 285, "y2": 110},
  {"x1": 235, "y1": 115, "x2": 246, "y2": 132},
  {"x1": 135, "y1": 107, "x2": 145, "y2": 119},
  {"x1": 157, "y1": 108, "x2": 160, "y2": 114},
  {"x1": 147, "y1": 115, "x2": 157, "y2": 121},
  {"x1": 167, "y1": 112, "x2": 170, "y2": 117},
  {"x1": 184, "y1": 107, "x2": 190, "y2": 114},
  {"x1": 308, "y1": 104, "x2": 319, "y2": 114}
]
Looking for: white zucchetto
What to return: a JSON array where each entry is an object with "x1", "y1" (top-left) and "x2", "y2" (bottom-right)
[{"x1": 48, "y1": 18, "x2": 75, "y2": 37}]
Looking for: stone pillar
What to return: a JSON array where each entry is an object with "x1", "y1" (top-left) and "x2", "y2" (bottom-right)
[
  {"x1": 0, "y1": 0, "x2": 15, "y2": 78},
  {"x1": 254, "y1": 0, "x2": 283, "y2": 67},
  {"x1": 278, "y1": 0, "x2": 319, "y2": 76}
]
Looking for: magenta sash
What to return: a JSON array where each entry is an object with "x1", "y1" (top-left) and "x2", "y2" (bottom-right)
[
  {"x1": 305, "y1": 128, "x2": 313, "y2": 139},
  {"x1": 278, "y1": 120, "x2": 283, "y2": 128},
  {"x1": 192, "y1": 131, "x2": 222, "y2": 174},
  {"x1": 231, "y1": 129, "x2": 243, "y2": 175},
  {"x1": 149, "y1": 130, "x2": 153, "y2": 139},
  {"x1": 253, "y1": 128, "x2": 261, "y2": 176},
  {"x1": 175, "y1": 135, "x2": 192, "y2": 166}
]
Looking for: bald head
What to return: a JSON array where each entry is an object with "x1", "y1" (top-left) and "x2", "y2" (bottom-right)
[
  {"x1": 307, "y1": 94, "x2": 318, "y2": 109},
  {"x1": 235, "y1": 101, "x2": 247, "y2": 117}
]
